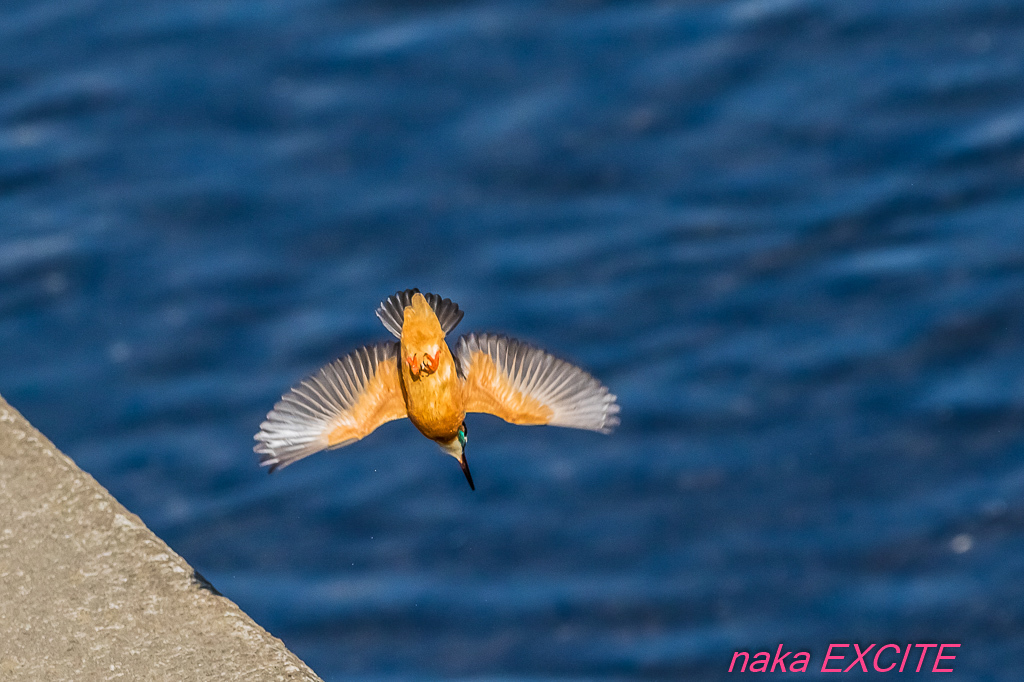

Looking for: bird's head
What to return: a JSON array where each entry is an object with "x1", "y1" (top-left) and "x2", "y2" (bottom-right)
[
  {"x1": 439, "y1": 422, "x2": 473, "y2": 490},
  {"x1": 401, "y1": 293, "x2": 445, "y2": 378}
]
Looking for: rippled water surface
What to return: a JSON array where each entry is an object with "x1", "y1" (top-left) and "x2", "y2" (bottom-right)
[{"x1": 3, "y1": 0, "x2": 1023, "y2": 679}]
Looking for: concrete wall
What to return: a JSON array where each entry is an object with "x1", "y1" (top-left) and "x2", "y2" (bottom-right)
[{"x1": 0, "y1": 395, "x2": 323, "y2": 681}]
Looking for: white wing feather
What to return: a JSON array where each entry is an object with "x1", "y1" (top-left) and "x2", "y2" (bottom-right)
[
  {"x1": 456, "y1": 333, "x2": 620, "y2": 433},
  {"x1": 255, "y1": 343, "x2": 401, "y2": 471}
]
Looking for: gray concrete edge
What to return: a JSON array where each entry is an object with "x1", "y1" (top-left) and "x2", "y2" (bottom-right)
[{"x1": 0, "y1": 394, "x2": 324, "y2": 681}]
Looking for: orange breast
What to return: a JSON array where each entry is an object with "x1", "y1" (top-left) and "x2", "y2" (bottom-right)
[{"x1": 399, "y1": 343, "x2": 465, "y2": 441}]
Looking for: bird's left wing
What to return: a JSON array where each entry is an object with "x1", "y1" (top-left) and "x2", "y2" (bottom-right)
[
  {"x1": 255, "y1": 343, "x2": 406, "y2": 471},
  {"x1": 456, "y1": 333, "x2": 619, "y2": 433}
]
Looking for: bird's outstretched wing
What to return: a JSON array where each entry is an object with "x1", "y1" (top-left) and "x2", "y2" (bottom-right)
[
  {"x1": 255, "y1": 343, "x2": 407, "y2": 471},
  {"x1": 456, "y1": 333, "x2": 619, "y2": 433},
  {"x1": 376, "y1": 289, "x2": 464, "y2": 338}
]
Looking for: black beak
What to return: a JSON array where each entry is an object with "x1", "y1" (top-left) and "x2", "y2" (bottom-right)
[{"x1": 460, "y1": 452, "x2": 475, "y2": 491}]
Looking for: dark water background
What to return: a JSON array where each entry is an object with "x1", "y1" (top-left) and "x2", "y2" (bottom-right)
[{"x1": 3, "y1": 0, "x2": 1024, "y2": 679}]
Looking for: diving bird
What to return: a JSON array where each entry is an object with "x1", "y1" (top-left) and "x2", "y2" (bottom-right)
[{"x1": 254, "y1": 289, "x2": 619, "y2": 489}]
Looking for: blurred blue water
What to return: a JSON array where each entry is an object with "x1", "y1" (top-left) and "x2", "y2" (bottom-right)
[{"x1": 2, "y1": 0, "x2": 1023, "y2": 678}]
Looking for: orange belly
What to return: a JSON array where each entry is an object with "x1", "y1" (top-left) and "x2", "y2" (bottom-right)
[{"x1": 399, "y1": 346, "x2": 465, "y2": 441}]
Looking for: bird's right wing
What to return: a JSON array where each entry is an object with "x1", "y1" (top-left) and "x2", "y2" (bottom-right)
[
  {"x1": 255, "y1": 343, "x2": 407, "y2": 471},
  {"x1": 456, "y1": 333, "x2": 619, "y2": 433}
]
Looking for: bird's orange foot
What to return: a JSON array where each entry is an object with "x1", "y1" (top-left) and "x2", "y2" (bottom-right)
[
  {"x1": 406, "y1": 354, "x2": 420, "y2": 376},
  {"x1": 423, "y1": 350, "x2": 441, "y2": 374}
]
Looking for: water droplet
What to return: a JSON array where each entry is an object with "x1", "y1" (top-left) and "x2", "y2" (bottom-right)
[
  {"x1": 108, "y1": 342, "x2": 131, "y2": 364},
  {"x1": 950, "y1": 534, "x2": 973, "y2": 554},
  {"x1": 42, "y1": 272, "x2": 69, "y2": 295}
]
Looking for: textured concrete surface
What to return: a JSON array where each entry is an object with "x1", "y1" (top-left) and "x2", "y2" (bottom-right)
[{"x1": 0, "y1": 395, "x2": 323, "y2": 682}]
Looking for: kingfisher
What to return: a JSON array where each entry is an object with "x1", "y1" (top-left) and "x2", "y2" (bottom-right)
[{"x1": 254, "y1": 289, "x2": 619, "y2": 489}]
